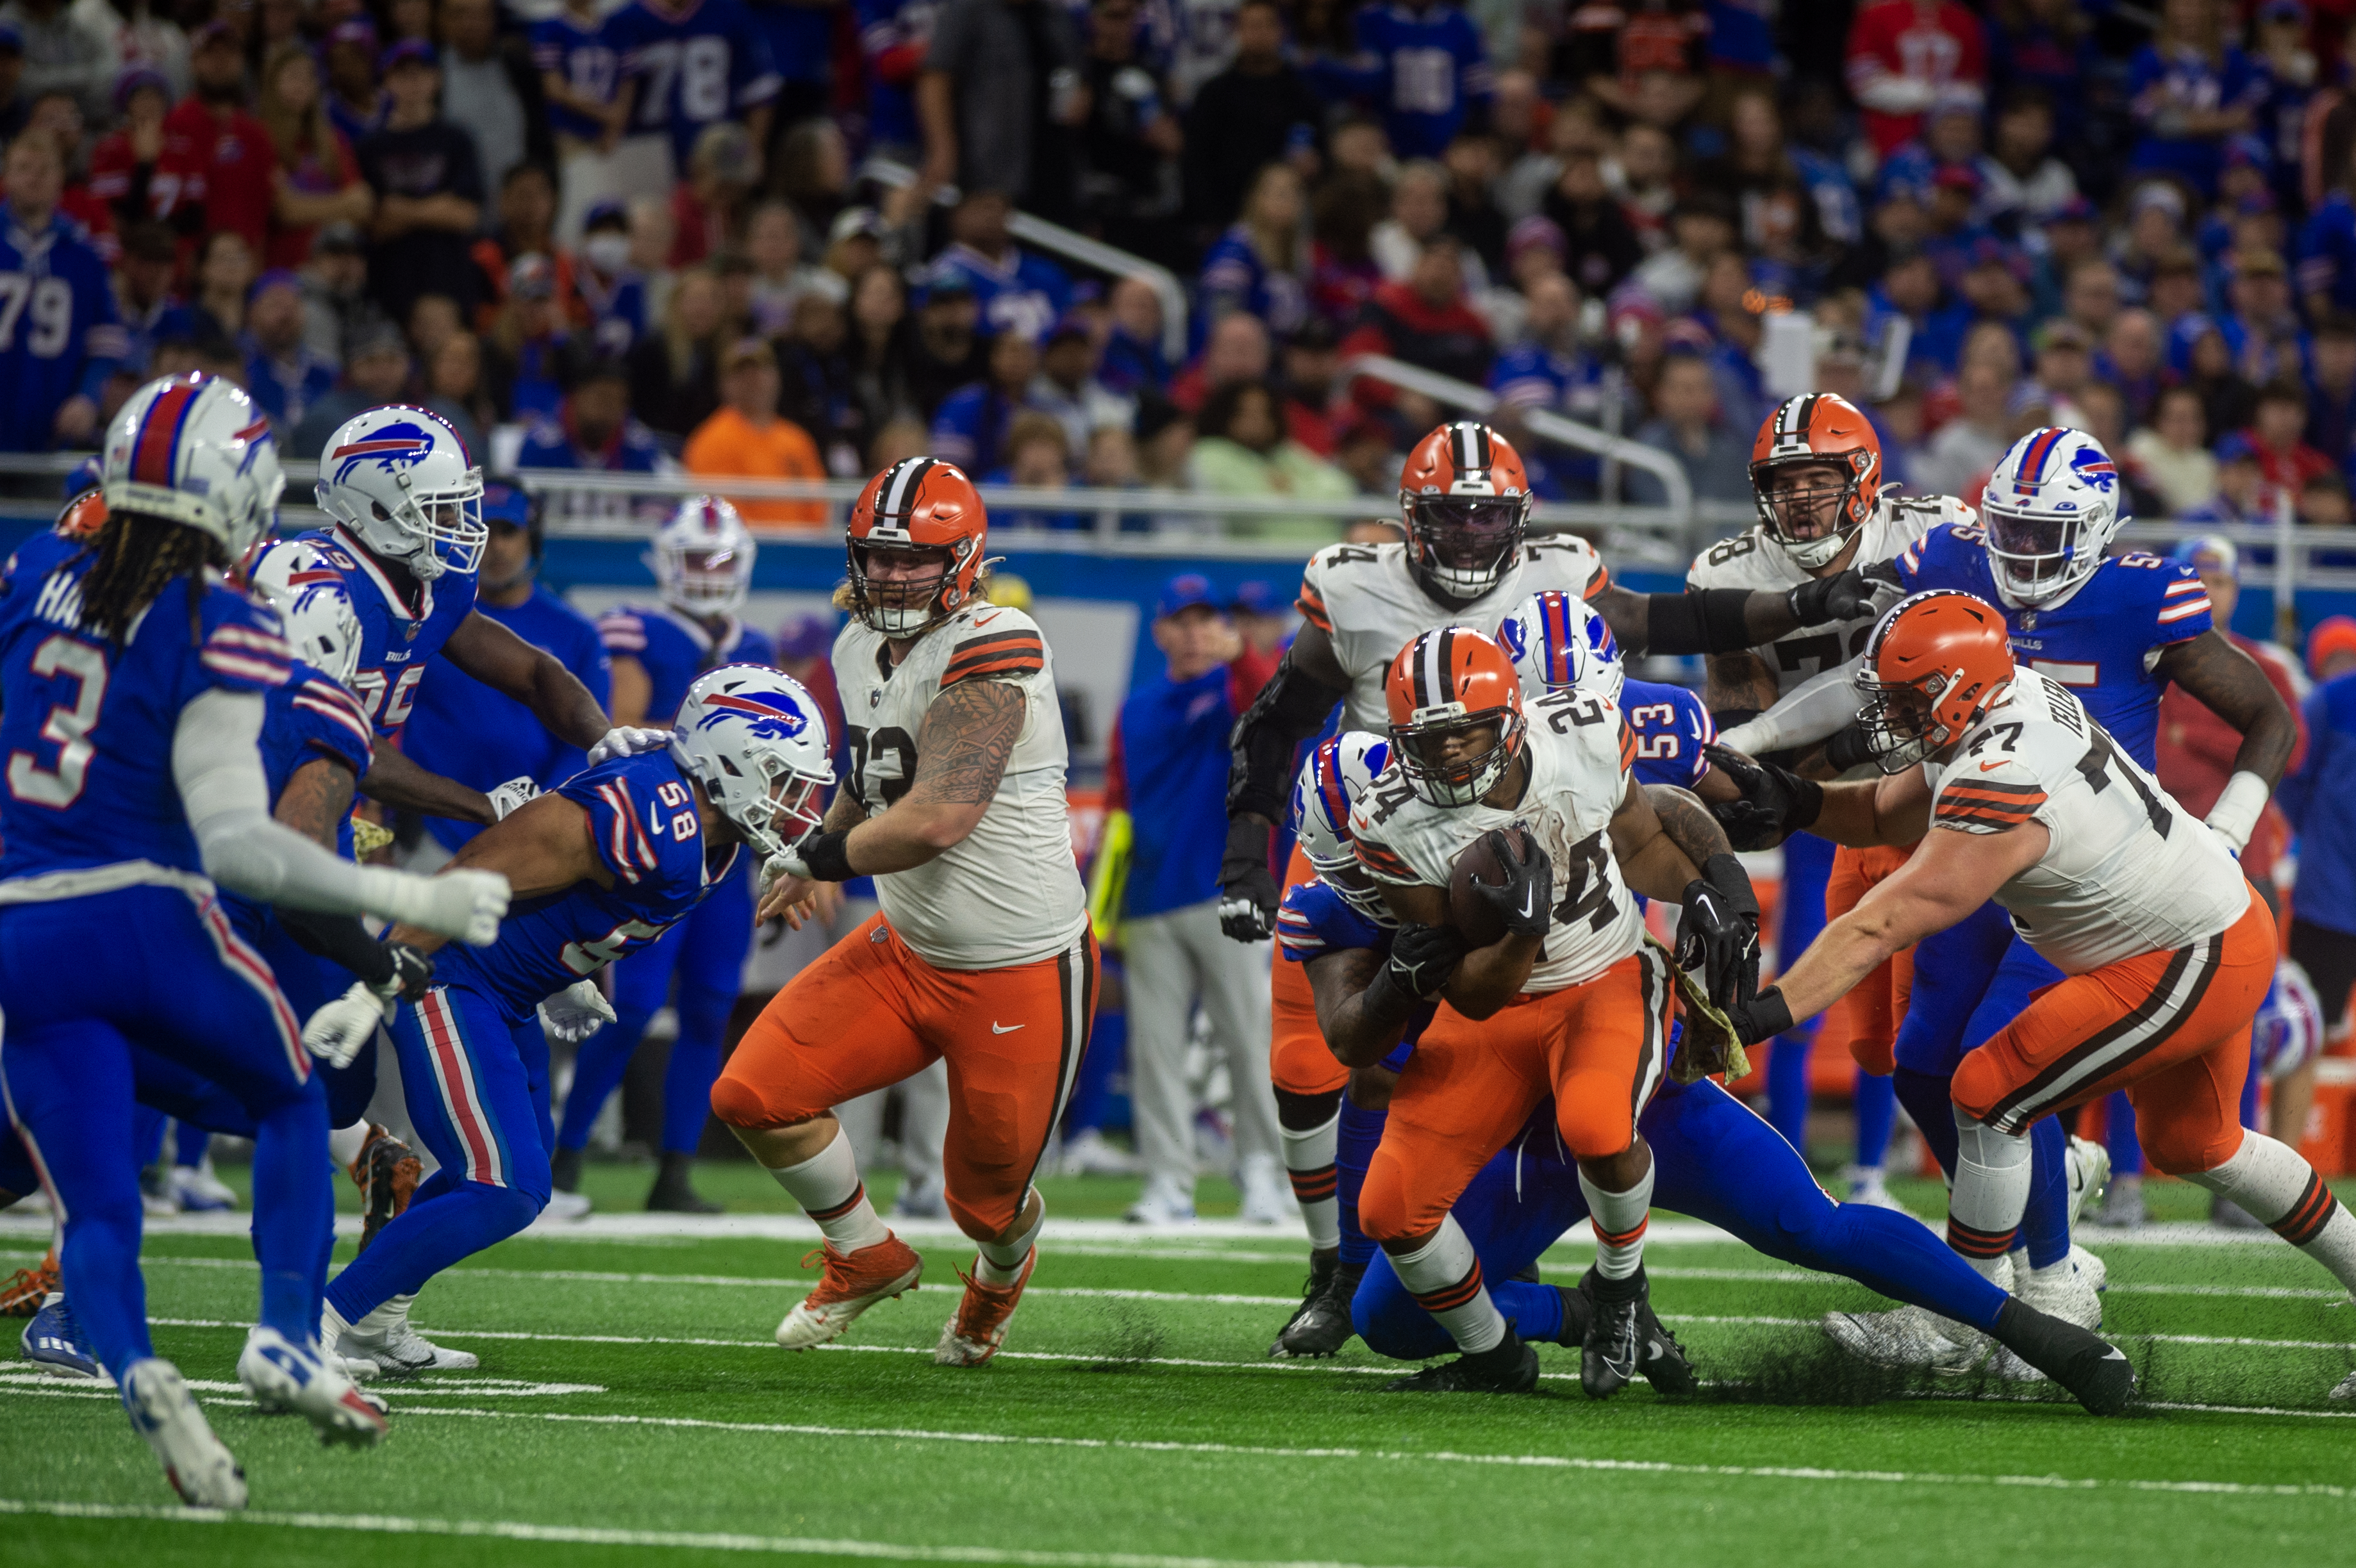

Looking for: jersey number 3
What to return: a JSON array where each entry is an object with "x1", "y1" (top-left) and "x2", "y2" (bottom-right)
[{"x1": 6, "y1": 634, "x2": 107, "y2": 807}]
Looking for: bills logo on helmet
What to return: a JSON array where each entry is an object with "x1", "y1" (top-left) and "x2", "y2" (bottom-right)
[
  {"x1": 695, "y1": 687, "x2": 811, "y2": 740},
  {"x1": 2070, "y1": 447, "x2": 2118, "y2": 492},
  {"x1": 330, "y1": 423, "x2": 440, "y2": 485}
]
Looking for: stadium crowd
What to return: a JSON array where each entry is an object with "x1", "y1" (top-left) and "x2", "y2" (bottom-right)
[{"x1": 15, "y1": 0, "x2": 2356, "y2": 533}]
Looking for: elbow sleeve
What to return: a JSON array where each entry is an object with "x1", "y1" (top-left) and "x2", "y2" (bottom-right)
[
  {"x1": 1226, "y1": 654, "x2": 1348, "y2": 822},
  {"x1": 1646, "y1": 589, "x2": 1764, "y2": 657}
]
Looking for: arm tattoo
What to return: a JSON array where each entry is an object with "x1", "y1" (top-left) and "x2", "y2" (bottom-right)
[
  {"x1": 910, "y1": 677, "x2": 1025, "y2": 806},
  {"x1": 1704, "y1": 652, "x2": 1780, "y2": 716},
  {"x1": 1643, "y1": 783, "x2": 1735, "y2": 866},
  {"x1": 822, "y1": 786, "x2": 868, "y2": 833},
  {"x1": 276, "y1": 757, "x2": 358, "y2": 851}
]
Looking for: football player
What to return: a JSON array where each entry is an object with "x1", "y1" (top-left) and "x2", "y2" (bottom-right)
[
  {"x1": 552, "y1": 497, "x2": 773, "y2": 1215},
  {"x1": 1344, "y1": 627, "x2": 1756, "y2": 1396},
  {"x1": 1716, "y1": 592, "x2": 2356, "y2": 1395},
  {"x1": 306, "y1": 667, "x2": 834, "y2": 1376},
  {"x1": 0, "y1": 373, "x2": 508, "y2": 1503},
  {"x1": 716, "y1": 458, "x2": 1096, "y2": 1367}
]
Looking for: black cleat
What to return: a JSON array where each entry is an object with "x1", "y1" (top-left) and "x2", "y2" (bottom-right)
[
  {"x1": 647, "y1": 1151, "x2": 722, "y2": 1214},
  {"x1": 1991, "y1": 1298, "x2": 2137, "y2": 1416},
  {"x1": 353, "y1": 1126, "x2": 422, "y2": 1257},
  {"x1": 1272, "y1": 1248, "x2": 1361, "y2": 1358},
  {"x1": 1383, "y1": 1330, "x2": 1540, "y2": 1394},
  {"x1": 1632, "y1": 1296, "x2": 1698, "y2": 1396},
  {"x1": 1553, "y1": 1282, "x2": 1595, "y2": 1347},
  {"x1": 551, "y1": 1144, "x2": 584, "y2": 1196},
  {"x1": 1580, "y1": 1265, "x2": 1653, "y2": 1399}
]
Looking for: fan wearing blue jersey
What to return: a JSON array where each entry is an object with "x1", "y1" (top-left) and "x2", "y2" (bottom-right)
[
  {"x1": 533, "y1": 0, "x2": 625, "y2": 148},
  {"x1": 0, "y1": 373, "x2": 511, "y2": 1505},
  {"x1": 606, "y1": 0, "x2": 780, "y2": 178},
  {"x1": 1316, "y1": 0, "x2": 1493, "y2": 160},
  {"x1": 0, "y1": 133, "x2": 127, "y2": 454},
  {"x1": 551, "y1": 497, "x2": 772, "y2": 1214},
  {"x1": 311, "y1": 666, "x2": 835, "y2": 1376}
]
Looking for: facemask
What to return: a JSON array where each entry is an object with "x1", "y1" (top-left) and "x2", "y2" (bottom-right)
[{"x1": 583, "y1": 233, "x2": 631, "y2": 274}]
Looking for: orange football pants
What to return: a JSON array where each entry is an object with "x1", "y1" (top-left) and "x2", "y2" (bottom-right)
[
  {"x1": 1954, "y1": 897, "x2": 2276, "y2": 1172},
  {"x1": 713, "y1": 912, "x2": 1100, "y2": 1237},
  {"x1": 1359, "y1": 945, "x2": 1672, "y2": 1242},
  {"x1": 1818, "y1": 843, "x2": 1917, "y2": 1076},
  {"x1": 1270, "y1": 842, "x2": 1348, "y2": 1097}
]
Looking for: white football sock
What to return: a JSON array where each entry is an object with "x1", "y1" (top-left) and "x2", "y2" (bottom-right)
[
  {"x1": 1949, "y1": 1110, "x2": 2032, "y2": 1280},
  {"x1": 1386, "y1": 1214, "x2": 1506, "y2": 1353},
  {"x1": 2186, "y1": 1132, "x2": 2356, "y2": 1298},
  {"x1": 1280, "y1": 1111, "x2": 1341, "y2": 1252},
  {"x1": 327, "y1": 1120, "x2": 370, "y2": 1173},
  {"x1": 768, "y1": 1128, "x2": 891, "y2": 1253},
  {"x1": 975, "y1": 1192, "x2": 1044, "y2": 1285},
  {"x1": 1580, "y1": 1160, "x2": 1655, "y2": 1282}
]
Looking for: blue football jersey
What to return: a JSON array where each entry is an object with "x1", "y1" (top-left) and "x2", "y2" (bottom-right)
[
  {"x1": 531, "y1": 11, "x2": 622, "y2": 141},
  {"x1": 607, "y1": 0, "x2": 781, "y2": 169},
  {"x1": 1275, "y1": 877, "x2": 1425, "y2": 1069},
  {"x1": 433, "y1": 750, "x2": 735, "y2": 1009},
  {"x1": 925, "y1": 243, "x2": 1073, "y2": 343},
  {"x1": 1893, "y1": 522, "x2": 2212, "y2": 768},
  {"x1": 1337, "y1": 1, "x2": 1492, "y2": 160},
  {"x1": 0, "y1": 204, "x2": 127, "y2": 453},
  {"x1": 295, "y1": 523, "x2": 481, "y2": 743},
  {"x1": 216, "y1": 660, "x2": 376, "y2": 929},
  {"x1": 0, "y1": 527, "x2": 292, "y2": 882},
  {"x1": 1622, "y1": 677, "x2": 1713, "y2": 792},
  {"x1": 595, "y1": 602, "x2": 774, "y2": 723}
]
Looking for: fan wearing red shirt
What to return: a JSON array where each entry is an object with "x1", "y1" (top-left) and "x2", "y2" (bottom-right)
[
  {"x1": 1337, "y1": 238, "x2": 1494, "y2": 415},
  {"x1": 1845, "y1": 0, "x2": 1987, "y2": 155},
  {"x1": 89, "y1": 69, "x2": 208, "y2": 234},
  {"x1": 163, "y1": 21, "x2": 279, "y2": 259},
  {"x1": 2245, "y1": 382, "x2": 2337, "y2": 499}
]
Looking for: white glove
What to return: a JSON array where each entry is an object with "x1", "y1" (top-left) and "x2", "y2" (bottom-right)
[
  {"x1": 588, "y1": 726, "x2": 669, "y2": 766},
  {"x1": 367, "y1": 866, "x2": 511, "y2": 945},
  {"x1": 487, "y1": 775, "x2": 541, "y2": 821},
  {"x1": 304, "y1": 981, "x2": 389, "y2": 1069},
  {"x1": 539, "y1": 978, "x2": 617, "y2": 1043},
  {"x1": 759, "y1": 849, "x2": 811, "y2": 895}
]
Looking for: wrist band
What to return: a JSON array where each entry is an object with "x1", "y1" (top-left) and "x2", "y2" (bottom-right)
[{"x1": 799, "y1": 829, "x2": 857, "y2": 883}]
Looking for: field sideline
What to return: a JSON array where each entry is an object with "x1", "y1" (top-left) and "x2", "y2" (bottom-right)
[{"x1": 3, "y1": 1166, "x2": 2353, "y2": 1568}]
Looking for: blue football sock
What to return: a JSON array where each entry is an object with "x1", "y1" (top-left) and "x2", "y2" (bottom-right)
[
  {"x1": 2239, "y1": 1041, "x2": 2262, "y2": 1130},
  {"x1": 247, "y1": 1081, "x2": 331, "y2": 1343},
  {"x1": 1854, "y1": 1069, "x2": 1896, "y2": 1171},
  {"x1": 1335, "y1": 1097, "x2": 1386, "y2": 1273},
  {"x1": 2020, "y1": 1116, "x2": 2070, "y2": 1269},
  {"x1": 1800, "y1": 1196, "x2": 2009, "y2": 1333},
  {"x1": 328, "y1": 1178, "x2": 542, "y2": 1323},
  {"x1": 1488, "y1": 1278, "x2": 1564, "y2": 1342},
  {"x1": 1893, "y1": 1067, "x2": 1960, "y2": 1178},
  {"x1": 2104, "y1": 1089, "x2": 2144, "y2": 1175},
  {"x1": 661, "y1": 1039, "x2": 721, "y2": 1153}
]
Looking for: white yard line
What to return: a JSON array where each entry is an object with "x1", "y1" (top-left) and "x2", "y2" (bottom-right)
[{"x1": 0, "y1": 1498, "x2": 1463, "y2": 1568}]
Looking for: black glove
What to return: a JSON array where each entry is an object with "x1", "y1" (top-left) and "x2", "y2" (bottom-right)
[
  {"x1": 1218, "y1": 817, "x2": 1281, "y2": 941},
  {"x1": 1788, "y1": 562, "x2": 1905, "y2": 627},
  {"x1": 1704, "y1": 744, "x2": 1825, "y2": 852},
  {"x1": 1385, "y1": 920, "x2": 1468, "y2": 1000},
  {"x1": 1725, "y1": 985, "x2": 1795, "y2": 1047},
  {"x1": 1469, "y1": 829, "x2": 1552, "y2": 939},
  {"x1": 381, "y1": 941, "x2": 436, "y2": 1003},
  {"x1": 1822, "y1": 722, "x2": 1883, "y2": 774},
  {"x1": 1675, "y1": 852, "x2": 1761, "y2": 1011}
]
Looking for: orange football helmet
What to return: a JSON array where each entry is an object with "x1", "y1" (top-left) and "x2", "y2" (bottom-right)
[
  {"x1": 847, "y1": 456, "x2": 991, "y2": 636},
  {"x1": 1854, "y1": 590, "x2": 2014, "y2": 772},
  {"x1": 1384, "y1": 627, "x2": 1526, "y2": 806},
  {"x1": 1749, "y1": 393, "x2": 1882, "y2": 569},
  {"x1": 1397, "y1": 420, "x2": 1532, "y2": 605}
]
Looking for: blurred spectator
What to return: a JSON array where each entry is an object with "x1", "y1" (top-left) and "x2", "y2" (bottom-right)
[
  {"x1": 111, "y1": 219, "x2": 189, "y2": 378},
  {"x1": 2246, "y1": 379, "x2": 2334, "y2": 497},
  {"x1": 2128, "y1": 0, "x2": 2264, "y2": 198},
  {"x1": 1540, "y1": 145, "x2": 1641, "y2": 298},
  {"x1": 2187, "y1": 433, "x2": 2269, "y2": 522},
  {"x1": 668, "y1": 120, "x2": 758, "y2": 267},
  {"x1": 0, "y1": 129, "x2": 117, "y2": 450},
  {"x1": 1627, "y1": 351, "x2": 1750, "y2": 507},
  {"x1": 856, "y1": 0, "x2": 933, "y2": 163},
  {"x1": 906, "y1": 270, "x2": 984, "y2": 415},
  {"x1": 1320, "y1": 0, "x2": 1491, "y2": 161},
  {"x1": 2030, "y1": 317, "x2": 2094, "y2": 425},
  {"x1": 356, "y1": 41, "x2": 486, "y2": 325},
  {"x1": 1170, "y1": 309, "x2": 1268, "y2": 411},
  {"x1": 531, "y1": 0, "x2": 620, "y2": 163},
  {"x1": 2300, "y1": 470, "x2": 2351, "y2": 527},
  {"x1": 2100, "y1": 305, "x2": 2166, "y2": 425},
  {"x1": 928, "y1": 187, "x2": 1072, "y2": 342},
  {"x1": 844, "y1": 262, "x2": 918, "y2": 441},
  {"x1": 2225, "y1": 247, "x2": 2303, "y2": 384},
  {"x1": 627, "y1": 264, "x2": 724, "y2": 440},
  {"x1": 0, "y1": 0, "x2": 117, "y2": 123},
  {"x1": 1443, "y1": 132, "x2": 1507, "y2": 277},
  {"x1": 1199, "y1": 162, "x2": 1309, "y2": 336},
  {"x1": 469, "y1": 163, "x2": 567, "y2": 332},
  {"x1": 605, "y1": 0, "x2": 776, "y2": 182},
  {"x1": 1031, "y1": 313, "x2": 1131, "y2": 454},
  {"x1": 1097, "y1": 273, "x2": 1166, "y2": 396},
  {"x1": 1075, "y1": 0, "x2": 1180, "y2": 261},
  {"x1": 425, "y1": 331, "x2": 493, "y2": 456},
  {"x1": 323, "y1": 20, "x2": 385, "y2": 147},
  {"x1": 683, "y1": 335, "x2": 827, "y2": 527},
  {"x1": 1277, "y1": 315, "x2": 1345, "y2": 454},
  {"x1": 1371, "y1": 160, "x2": 1470, "y2": 286},
  {"x1": 256, "y1": 44, "x2": 373, "y2": 272},
  {"x1": 1181, "y1": 0, "x2": 1321, "y2": 230},
  {"x1": 164, "y1": 21, "x2": 274, "y2": 258},
  {"x1": 485, "y1": 253, "x2": 568, "y2": 421},
  {"x1": 188, "y1": 227, "x2": 254, "y2": 340},
  {"x1": 2278, "y1": 622, "x2": 2356, "y2": 1069},
  {"x1": 1630, "y1": 195, "x2": 1737, "y2": 317},
  {"x1": 1980, "y1": 88, "x2": 2076, "y2": 227},
  {"x1": 408, "y1": 291, "x2": 463, "y2": 377},
  {"x1": 2309, "y1": 313, "x2": 2356, "y2": 460},
  {"x1": 916, "y1": 0, "x2": 1084, "y2": 220},
  {"x1": 929, "y1": 325, "x2": 1040, "y2": 471},
  {"x1": 290, "y1": 320, "x2": 410, "y2": 456},
  {"x1": 1610, "y1": 121, "x2": 1680, "y2": 253},
  {"x1": 1864, "y1": 249, "x2": 1971, "y2": 379},
  {"x1": 574, "y1": 199, "x2": 647, "y2": 355},
  {"x1": 1845, "y1": 0, "x2": 1986, "y2": 156},
  {"x1": 1084, "y1": 422, "x2": 1138, "y2": 487},
  {"x1": 1308, "y1": 165, "x2": 1388, "y2": 322},
  {"x1": 0, "y1": 28, "x2": 24, "y2": 141},
  {"x1": 438, "y1": 0, "x2": 546, "y2": 192},
  {"x1": 1489, "y1": 270, "x2": 1600, "y2": 419},
  {"x1": 1189, "y1": 375, "x2": 1351, "y2": 540},
  {"x1": 88, "y1": 65, "x2": 199, "y2": 230},
  {"x1": 1918, "y1": 358, "x2": 2013, "y2": 497},
  {"x1": 986, "y1": 410, "x2": 1089, "y2": 529},
  {"x1": 2060, "y1": 257, "x2": 2123, "y2": 343},
  {"x1": 777, "y1": 292, "x2": 856, "y2": 461},
  {"x1": 868, "y1": 412, "x2": 929, "y2": 469},
  {"x1": 518, "y1": 353, "x2": 672, "y2": 523},
  {"x1": 1133, "y1": 392, "x2": 1193, "y2": 490},
  {"x1": 745, "y1": 196, "x2": 838, "y2": 336},
  {"x1": 2128, "y1": 384, "x2": 2221, "y2": 515},
  {"x1": 1339, "y1": 237, "x2": 1493, "y2": 402},
  {"x1": 241, "y1": 268, "x2": 334, "y2": 430}
]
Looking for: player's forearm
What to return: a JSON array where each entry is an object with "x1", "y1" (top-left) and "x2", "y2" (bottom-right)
[
  {"x1": 1618, "y1": 786, "x2": 1719, "y2": 901},
  {"x1": 2168, "y1": 633, "x2": 2298, "y2": 786},
  {"x1": 1771, "y1": 909, "x2": 1906, "y2": 1028},
  {"x1": 1309, "y1": 948, "x2": 1408, "y2": 1068},
  {"x1": 525, "y1": 650, "x2": 614, "y2": 748},
  {"x1": 844, "y1": 797, "x2": 985, "y2": 871},
  {"x1": 1702, "y1": 652, "x2": 1779, "y2": 719},
  {"x1": 361, "y1": 745, "x2": 495, "y2": 825},
  {"x1": 1810, "y1": 779, "x2": 1914, "y2": 846},
  {"x1": 1441, "y1": 933, "x2": 1538, "y2": 1020},
  {"x1": 1719, "y1": 666, "x2": 1862, "y2": 756}
]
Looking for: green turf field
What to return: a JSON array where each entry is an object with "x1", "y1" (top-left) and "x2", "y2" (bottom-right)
[{"x1": 4, "y1": 1166, "x2": 2354, "y2": 1568}]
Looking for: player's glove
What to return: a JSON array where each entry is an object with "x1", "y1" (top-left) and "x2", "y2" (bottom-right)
[
  {"x1": 486, "y1": 775, "x2": 540, "y2": 821},
  {"x1": 1723, "y1": 985, "x2": 1795, "y2": 1048},
  {"x1": 1702, "y1": 745, "x2": 1824, "y2": 852},
  {"x1": 377, "y1": 941, "x2": 436, "y2": 1003},
  {"x1": 303, "y1": 982, "x2": 388, "y2": 1069},
  {"x1": 539, "y1": 978, "x2": 617, "y2": 1044},
  {"x1": 1218, "y1": 817, "x2": 1281, "y2": 942},
  {"x1": 1788, "y1": 568, "x2": 1871, "y2": 627},
  {"x1": 1384, "y1": 920, "x2": 1468, "y2": 1000},
  {"x1": 379, "y1": 867, "x2": 510, "y2": 946},
  {"x1": 1676, "y1": 852, "x2": 1761, "y2": 1011},
  {"x1": 587, "y1": 726, "x2": 670, "y2": 766},
  {"x1": 1470, "y1": 828, "x2": 1553, "y2": 939}
]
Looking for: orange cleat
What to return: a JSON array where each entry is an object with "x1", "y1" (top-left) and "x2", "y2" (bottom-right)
[
  {"x1": 775, "y1": 1235, "x2": 922, "y2": 1350},
  {"x1": 934, "y1": 1250, "x2": 1036, "y2": 1366},
  {"x1": 0, "y1": 1250, "x2": 59, "y2": 1318}
]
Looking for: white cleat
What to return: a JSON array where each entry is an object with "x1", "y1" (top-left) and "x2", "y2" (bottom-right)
[
  {"x1": 120, "y1": 1358, "x2": 247, "y2": 1509},
  {"x1": 237, "y1": 1325, "x2": 388, "y2": 1446},
  {"x1": 2066, "y1": 1135, "x2": 2110, "y2": 1233},
  {"x1": 541, "y1": 1189, "x2": 592, "y2": 1221},
  {"x1": 336, "y1": 1294, "x2": 480, "y2": 1376},
  {"x1": 2068, "y1": 1241, "x2": 2107, "y2": 1294},
  {"x1": 1236, "y1": 1154, "x2": 1295, "y2": 1226},
  {"x1": 1823, "y1": 1303, "x2": 1969, "y2": 1367},
  {"x1": 2331, "y1": 1369, "x2": 2355, "y2": 1401},
  {"x1": 1055, "y1": 1127, "x2": 1140, "y2": 1177},
  {"x1": 1843, "y1": 1166, "x2": 1912, "y2": 1213},
  {"x1": 1123, "y1": 1174, "x2": 1197, "y2": 1226}
]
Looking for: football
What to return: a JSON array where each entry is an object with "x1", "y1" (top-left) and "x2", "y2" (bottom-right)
[{"x1": 1447, "y1": 826, "x2": 1538, "y2": 948}]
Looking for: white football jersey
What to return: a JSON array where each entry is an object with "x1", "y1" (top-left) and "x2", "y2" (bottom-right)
[
  {"x1": 833, "y1": 602, "x2": 1088, "y2": 970},
  {"x1": 1686, "y1": 493, "x2": 1969, "y2": 698},
  {"x1": 1300, "y1": 536, "x2": 1607, "y2": 732},
  {"x1": 1349, "y1": 686, "x2": 1642, "y2": 990},
  {"x1": 1923, "y1": 669, "x2": 2248, "y2": 975}
]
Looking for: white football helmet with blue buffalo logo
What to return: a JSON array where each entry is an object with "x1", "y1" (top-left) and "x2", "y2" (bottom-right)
[
  {"x1": 1290, "y1": 730, "x2": 1393, "y2": 920},
  {"x1": 245, "y1": 538, "x2": 364, "y2": 686},
  {"x1": 103, "y1": 372, "x2": 285, "y2": 559},
  {"x1": 314, "y1": 405, "x2": 486, "y2": 580},
  {"x1": 1497, "y1": 587, "x2": 1623, "y2": 703},
  {"x1": 1980, "y1": 426, "x2": 2125, "y2": 609},
  {"x1": 653, "y1": 495, "x2": 757, "y2": 616},
  {"x1": 670, "y1": 666, "x2": 836, "y2": 861}
]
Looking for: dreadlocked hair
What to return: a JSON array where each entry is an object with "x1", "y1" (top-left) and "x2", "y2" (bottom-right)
[{"x1": 75, "y1": 509, "x2": 222, "y2": 648}]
